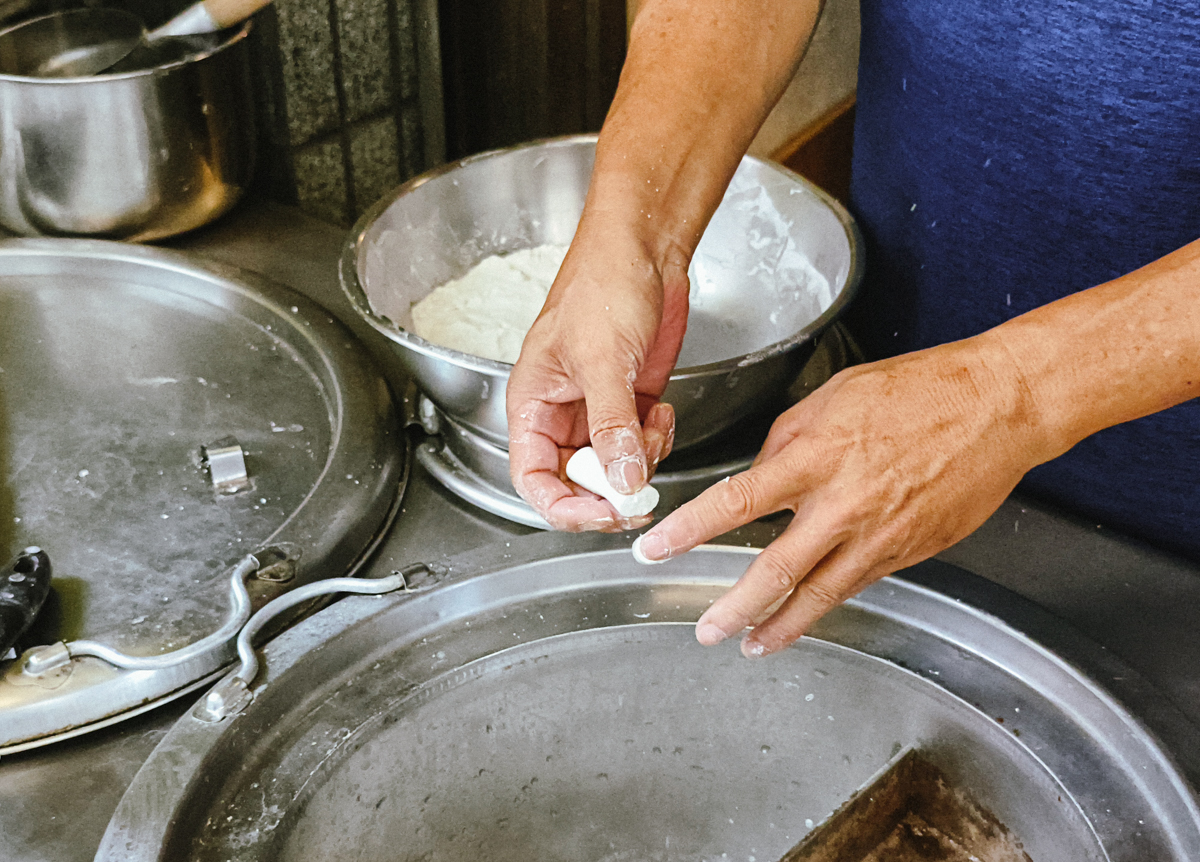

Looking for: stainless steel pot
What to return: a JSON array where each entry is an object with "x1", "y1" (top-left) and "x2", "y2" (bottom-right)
[
  {"x1": 0, "y1": 11, "x2": 255, "y2": 240},
  {"x1": 341, "y1": 136, "x2": 863, "y2": 451}
]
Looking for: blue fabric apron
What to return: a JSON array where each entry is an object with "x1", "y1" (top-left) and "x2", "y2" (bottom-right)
[{"x1": 846, "y1": 0, "x2": 1200, "y2": 559}]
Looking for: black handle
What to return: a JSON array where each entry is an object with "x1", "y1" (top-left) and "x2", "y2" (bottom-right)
[{"x1": 0, "y1": 547, "x2": 52, "y2": 656}]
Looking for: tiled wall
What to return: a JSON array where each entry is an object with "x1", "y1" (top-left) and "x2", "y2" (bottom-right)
[{"x1": 254, "y1": 0, "x2": 443, "y2": 225}]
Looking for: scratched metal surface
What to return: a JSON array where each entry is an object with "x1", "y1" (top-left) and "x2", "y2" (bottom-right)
[
  {"x1": 0, "y1": 236, "x2": 408, "y2": 752},
  {"x1": 0, "y1": 246, "x2": 331, "y2": 654}
]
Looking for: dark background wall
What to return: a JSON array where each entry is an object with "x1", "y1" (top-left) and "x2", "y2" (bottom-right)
[{"x1": 438, "y1": 0, "x2": 626, "y2": 161}]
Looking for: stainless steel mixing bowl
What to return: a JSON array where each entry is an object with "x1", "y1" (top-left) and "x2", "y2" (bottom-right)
[
  {"x1": 0, "y1": 10, "x2": 255, "y2": 240},
  {"x1": 341, "y1": 135, "x2": 863, "y2": 450}
]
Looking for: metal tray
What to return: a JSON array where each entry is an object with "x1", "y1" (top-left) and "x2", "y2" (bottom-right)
[
  {"x1": 99, "y1": 535, "x2": 1200, "y2": 861},
  {"x1": 0, "y1": 239, "x2": 408, "y2": 750}
]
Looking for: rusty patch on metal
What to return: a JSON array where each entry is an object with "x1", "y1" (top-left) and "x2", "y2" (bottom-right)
[{"x1": 779, "y1": 749, "x2": 1033, "y2": 862}]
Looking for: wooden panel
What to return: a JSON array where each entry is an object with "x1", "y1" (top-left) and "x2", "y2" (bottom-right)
[
  {"x1": 438, "y1": 0, "x2": 626, "y2": 160},
  {"x1": 773, "y1": 94, "x2": 856, "y2": 205}
]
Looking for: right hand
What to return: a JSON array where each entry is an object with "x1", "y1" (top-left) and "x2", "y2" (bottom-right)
[
  {"x1": 632, "y1": 333, "x2": 1050, "y2": 655},
  {"x1": 506, "y1": 223, "x2": 689, "y2": 531},
  {"x1": 502, "y1": 0, "x2": 825, "y2": 531}
]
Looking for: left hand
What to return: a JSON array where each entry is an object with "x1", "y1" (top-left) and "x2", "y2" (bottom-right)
[{"x1": 633, "y1": 332, "x2": 1054, "y2": 656}]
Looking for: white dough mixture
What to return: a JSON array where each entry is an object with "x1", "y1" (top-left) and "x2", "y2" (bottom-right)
[{"x1": 411, "y1": 244, "x2": 569, "y2": 364}]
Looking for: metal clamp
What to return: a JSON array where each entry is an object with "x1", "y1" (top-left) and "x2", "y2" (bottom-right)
[
  {"x1": 193, "y1": 563, "x2": 432, "y2": 722},
  {"x1": 202, "y1": 436, "x2": 251, "y2": 494}
]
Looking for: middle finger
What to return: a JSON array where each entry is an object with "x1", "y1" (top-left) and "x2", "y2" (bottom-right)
[{"x1": 693, "y1": 508, "x2": 843, "y2": 646}]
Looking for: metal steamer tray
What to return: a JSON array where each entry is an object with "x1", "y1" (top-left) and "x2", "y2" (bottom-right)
[
  {"x1": 99, "y1": 534, "x2": 1200, "y2": 862},
  {"x1": 0, "y1": 239, "x2": 408, "y2": 751}
]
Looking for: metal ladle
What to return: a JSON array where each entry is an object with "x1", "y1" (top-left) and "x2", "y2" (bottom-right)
[{"x1": 7, "y1": 0, "x2": 270, "y2": 78}]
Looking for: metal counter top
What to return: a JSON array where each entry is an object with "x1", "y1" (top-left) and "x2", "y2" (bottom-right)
[{"x1": 1, "y1": 201, "x2": 1197, "y2": 862}]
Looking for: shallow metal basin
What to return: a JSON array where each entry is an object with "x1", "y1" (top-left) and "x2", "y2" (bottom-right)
[{"x1": 98, "y1": 536, "x2": 1200, "y2": 861}]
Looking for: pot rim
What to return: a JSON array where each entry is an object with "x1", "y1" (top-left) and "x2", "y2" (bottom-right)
[
  {"x1": 0, "y1": 11, "x2": 251, "y2": 83},
  {"x1": 95, "y1": 535, "x2": 1200, "y2": 861}
]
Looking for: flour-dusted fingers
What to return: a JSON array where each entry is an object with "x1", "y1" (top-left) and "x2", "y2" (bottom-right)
[
  {"x1": 590, "y1": 422, "x2": 648, "y2": 496},
  {"x1": 632, "y1": 452, "x2": 815, "y2": 565},
  {"x1": 735, "y1": 546, "x2": 888, "y2": 657},
  {"x1": 507, "y1": 392, "x2": 584, "y2": 519},
  {"x1": 690, "y1": 508, "x2": 844, "y2": 646},
  {"x1": 575, "y1": 335, "x2": 653, "y2": 495},
  {"x1": 544, "y1": 493, "x2": 654, "y2": 532},
  {"x1": 516, "y1": 445, "x2": 653, "y2": 531},
  {"x1": 643, "y1": 401, "x2": 676, "y2": 475}
]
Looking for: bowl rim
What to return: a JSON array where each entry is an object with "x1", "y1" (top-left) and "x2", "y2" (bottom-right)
[{"x1": 339, "y1": 133, "x2": 865, "y2": 379}]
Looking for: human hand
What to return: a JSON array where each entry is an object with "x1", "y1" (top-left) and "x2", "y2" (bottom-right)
[
  {"x1": 633, "y1": 333, "x2": 1053, "y2": 655},
  {"x1": 507, "y1": 226, "x2": 690, "y2": 532}
]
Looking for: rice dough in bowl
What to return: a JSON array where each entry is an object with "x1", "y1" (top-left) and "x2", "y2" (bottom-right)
[
  {"x1": 411, "y1": 245, "x2": 569, "y2": 364},
  {"x1": 409, "y1": 195, "x2": 834, "y2": 371}
]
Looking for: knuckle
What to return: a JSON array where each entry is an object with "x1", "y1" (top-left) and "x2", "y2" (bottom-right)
[
  {"x1": 763, "y1": 412, "x2": 798, "y2": 448},
  {"x1": 757, "y1": 551, "x2": 804, "y2": 593},
  {"x1": 591, "y1": 419, "x2": 641, "y2": 442},
  {"x1": 615, "y1": 515, "x2": 653, "y2": 532},
  {"x1": 717, "y1": 472, "x2": 768, "y2": 521},
  {"x1": 798, "y1": 577, "x2": 846, "y2": 613}
]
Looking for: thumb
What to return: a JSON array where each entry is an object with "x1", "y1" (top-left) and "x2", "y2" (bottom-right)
[{"x1": 581, "y1": 368, "x2": 648, "y2": 495}]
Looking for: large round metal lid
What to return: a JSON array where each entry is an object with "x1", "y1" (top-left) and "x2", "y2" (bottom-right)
[
  {"x1": 0, "y1": 239, "x2": 407, "y2": 751},
  {"x1": 99, "y1": 535, "x2": 1200, "y2": 861}
]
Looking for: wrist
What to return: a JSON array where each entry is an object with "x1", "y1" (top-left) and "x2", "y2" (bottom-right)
[
  {"x1": 572, "y1": 188, "x2": 694, "y2": 290},
  {"x1": 976, "y1": 327, "x2": 1073, "y2": 467},
  {"x1": 582, "y1": 168, "x2": 704, "y2": 262}
]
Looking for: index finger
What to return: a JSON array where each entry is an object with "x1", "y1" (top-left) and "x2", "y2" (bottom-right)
[
  {"x1": 695, "y1": 513, "x2": 844, "y2": 648},
  {"x1": 632, "y1": 456, "x2": 803, "y2": 563}
]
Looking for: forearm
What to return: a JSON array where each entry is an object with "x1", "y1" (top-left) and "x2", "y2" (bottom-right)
[
  {"x1": 582, "y1": 0, "x2": 824, "y2": 268},
  {"x1": 992, "y1": 238, "x2": 1200, "y2": 461}
]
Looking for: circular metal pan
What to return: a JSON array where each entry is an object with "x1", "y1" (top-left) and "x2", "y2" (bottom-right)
[
  {"x1": 99, "y1": 534, "x2": 1200, "y2": 861},
  {"x1": 0, "y1": 239, "x2": 408, "y2": 751}
]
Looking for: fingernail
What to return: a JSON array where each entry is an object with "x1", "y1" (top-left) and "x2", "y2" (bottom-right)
[
  {"x1": 607, "y1": 456, "x2": 645, "y2": 495},
  {"x1": 634, "y1": 531, "x2": 669, "y2": 562},
  {"x1": 740, "y1": 637, "x2": 768, "y2": 659},
  {"x1": 696, "y1": 622, "x2": 730, "y2": 646}
]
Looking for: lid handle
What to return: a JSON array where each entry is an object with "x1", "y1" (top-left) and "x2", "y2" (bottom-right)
[
  {"x1": 21, "y1": 554, "x2": 260, "y2": 678},
  {"x1": 193, "y1": 563, "x2": 432, "y2": 722}
]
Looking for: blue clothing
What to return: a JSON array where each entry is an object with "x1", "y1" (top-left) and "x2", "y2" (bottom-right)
[{"x1": 847, "y1": 0, "x2": 1200, "y2": 559}]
